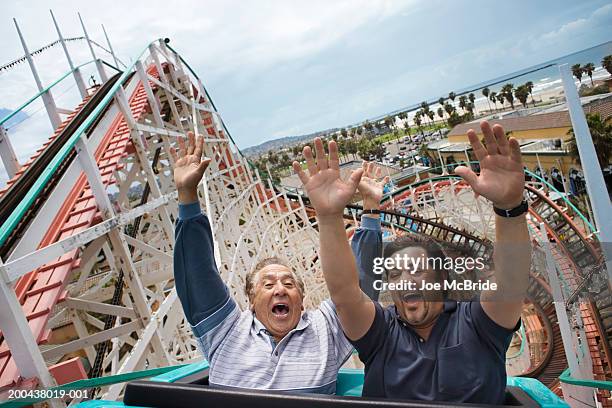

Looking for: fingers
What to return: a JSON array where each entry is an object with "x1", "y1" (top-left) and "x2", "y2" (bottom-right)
[
  {"x1": 198, "y1": 158, "x2": 211, "y2": 174},
  {"x1": 177, "y1": 136, "x2": 187, "y2": 157},
  {"x1": 366, "y1": 161, "x2": 373, "y2": 177},
  {"x1": 383, "y1": 175, "x2": 390, "y2": 185},
  {"x1": 170, "y1": 146, "x2": 179, "y2": 163},
  {"x1": 480, "y1": 121, "x2": 499, "y2": 155},
  {"x1": 509, "y1": 137, "x2": 522, "y2": 164},
  {"x1": 347, "y1": 168, "x2": 364, "y2": 191},
  {"x1": 493, "y1": 124, "x2": 509, "y2": 156},
  {"x1": 314, "y1": 138, "x2": 328, "y2": 170},
  {"x1": 187, "y1": 131, "x2": 195, "y2": 155},
  {"x1": 292, "y1": 161, "x2": 309, "y2": 185},
  {"x1": 193, "y1": 135, "x2": 204, "y2": 160},
  {"x1": 329, "y1": 141, "x2": 340, "y2": 170},
  {"x1": 454, "y1": 165, "x2": 479, "y2": 192},
  {"x1": 303, "y1": 146, "x2": 318, "y2": 177},
  {"x1": 375, "y1": 166, "x2": 382, "y2": 178},
  {"x1": 467, "y1": 130, "x2": 487, "y2": 162}
]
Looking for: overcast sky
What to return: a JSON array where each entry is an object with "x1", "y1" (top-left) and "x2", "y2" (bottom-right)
[{"x1": 1, "y1": 0, "x2": 611, "y2": 151}]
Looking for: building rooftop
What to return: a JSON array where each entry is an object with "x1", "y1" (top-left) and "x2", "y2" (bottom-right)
[{"x1": 448, "y1": 93, "x2": 612, "y2": 141}]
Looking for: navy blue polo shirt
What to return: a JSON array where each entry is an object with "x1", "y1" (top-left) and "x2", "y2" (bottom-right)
[{"x1": 351, "y1": 300, "x2": 519, "y2": 404}]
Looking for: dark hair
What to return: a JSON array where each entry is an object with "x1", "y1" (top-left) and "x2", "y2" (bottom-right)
[
  {"x1": 382, "y1": 234, "x2": 448, "y2": 279},
  {"x1": 245, "y1": 257, "x2": 305, "y2": 302}
]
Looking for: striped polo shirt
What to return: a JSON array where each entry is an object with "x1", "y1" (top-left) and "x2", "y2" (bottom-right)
[{"x1": 174, "y1": 203, "x2": 381, "y2": 394}]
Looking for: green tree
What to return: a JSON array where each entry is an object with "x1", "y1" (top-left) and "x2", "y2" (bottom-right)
[
  {"x1": 571, "y1": 64, "x2": 583, "y2": 83},
  {"x1": 438, "y1": 97, "x2": 445, "y2": 107},
  {"x1": 403, "y1": 121, "x2": 411, "y2": 136},
  {"x1": 525, "y1": 81, "x2": 535, "y2": 107},
  {"x1": 603, "y1": 55, "x2": 612, "y2": 76},
  {"x1": 384, "y1": 116, "x2": 394, "y2": 131},
  {"x1": 482, "y1": 87, "x2": 492, "y2": 113},
  {"x1": 458, "y1": 95, "x2": 467, "y2": 113},
  {"x1": 444, "y1": 102, "x2": 454, "y2": 117},
  {"x1": 514, "y1": 85, "x2": 529, "y2": 108},
  {"x1": 427, "y1": 110, "x2": 435, "y2": 124},
  {"x1": 582, "y1": 63, "x2": 595, "y2": 86},
  {"x1": 566, "y1": 113, "x2": 612, "y2": 168},
  {"x1": 448, "y1": 91, "x2": 456, "y2": 102},
  {"x1": 496, "y1": 92, "x2": 505, "y2": 109},
  {"x1": 340, "y1": 128, "x2": 348, "y2": 138},
  {"x1": 414, "y1": 115, "x2": 423, "y2": 135},
  {"x1": 501, "y1": 83, "x2": 515, "y2": 109},
  {"x1": 346, "y1": 139, "x2": 358, "y2": 160},
  {"x1": 468, "y1": 92, "x2": 475, "y2": 107},
  {"x1": 437, "y1": 106, "x2": 445, "y2": 123},
  {"x1": 489, "y1": 91, "x2": 498, "y2": 111}
]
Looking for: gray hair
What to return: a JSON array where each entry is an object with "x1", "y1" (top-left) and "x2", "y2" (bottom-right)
[{"x1": 245, "y1": 257, "x2": 305, "y2": 302}]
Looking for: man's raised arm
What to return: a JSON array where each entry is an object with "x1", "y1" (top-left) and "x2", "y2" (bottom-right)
[
  {"x1": 352, "y1": 162, "x2": 387, "y2": 302},
  {"x1": 454, "y1": 121, "x2": 530, "y2": 330},
  {"x1": 292, "y1": 139, "x2": 375, "y2": 341},
  {"x1": 172, "y1": 132, "x2": 238, "y2": 357}
]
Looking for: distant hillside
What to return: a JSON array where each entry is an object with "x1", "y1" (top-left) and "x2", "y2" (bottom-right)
[
  {"x1": 0, "y1": 108, "x2": 29, "y2": 129},
  {"x1": 242, "y1": 128, "x2": 340, "y2": 157}
]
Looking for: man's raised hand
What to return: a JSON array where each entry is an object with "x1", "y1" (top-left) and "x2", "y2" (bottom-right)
[
  {"x1": 453, "y1": 121, "x2": 525, "y2": 210},
  {"x1": 170, "y1": 131, "x2": 211, "y2": 204},
  {"x1": 359, "y1": 161, "x2": 389, "y2": 211},
  {"x1": 292, "y1": 138, "x2": 363, "y2": 217}
]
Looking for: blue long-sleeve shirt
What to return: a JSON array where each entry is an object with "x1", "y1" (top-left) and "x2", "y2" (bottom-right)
[{"x1": 173, "y1": 202, "x2": 382, "y2": 392}]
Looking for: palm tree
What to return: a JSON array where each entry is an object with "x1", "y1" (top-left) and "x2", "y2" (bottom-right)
[
  {"x1": 340, "y1": 128, "x2": 348, "y2": 138},
  {"x1": 414, "y1": 115, "x2": 423, "y2": 135},
  {"x1": 566, "y1": 113, "x2": 612, "y2": 168},
  {"x1": 496, "y1": 92, "x2": 505, "y2": 109},
  {"x1": 427, "y1": 110, "x2": 435, "y2": 125},
  {"x1": 468, "y1": 92, "x2": 475, "y2": 107},
  {"x1": 482, "y1": 87, "x2": 492, "y2": 113},
  {"x1": 448, "y1": 91, "x2": 456, "y2": 103},
  {"x1": 571, "y1": 64, "x2": 583, "y2": 83},
  {"x1": 403, "y1": 121, "x2": 411, "y2": 136},
  {"x1": 514, "y1": 85, "x2": 529, "y2": 108},
  {"x1": 501, "y1": 83, "x2": 515, "y2": 109},
  {"x1": 458, "y1": 95, "x2": 467, "y2": 113},
  {"x1": 437, "y1": 107, "x2": 445, "y2": 124},
  {"x1": 603, "y1": 55, "x2": 612, "y2": 76},
  {"x1": 583, "y1": 63, "x2": 595, "y2": 86},
  {"x1": 438, "y1": 97, "x2": 445, "y2": 108},
  {"x1": 489, "y1": 91, "x2": 498, "y2": 112},
  {"x1": 384, "y1": 116, "x2": 394, "y2": 132},
  {"x1": 525, "y1": 81, "x2": 535, "y2": 107},
  {"x1": 444, "y1": 102, "x2": 454, "y2": 118}
]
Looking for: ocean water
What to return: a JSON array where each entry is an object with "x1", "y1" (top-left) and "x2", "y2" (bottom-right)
[{"x1": 396, "y1": 41, "x2": 612, "y2": 114}]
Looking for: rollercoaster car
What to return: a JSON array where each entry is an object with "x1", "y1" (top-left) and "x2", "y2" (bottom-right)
[{"x1": 76, "y1": 361, "x2": 568, "y2": 408}]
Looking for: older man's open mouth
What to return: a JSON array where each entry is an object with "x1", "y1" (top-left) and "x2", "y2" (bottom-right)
[{"x1": 271, "y1": 302, "x2": 290, "y2": 318}]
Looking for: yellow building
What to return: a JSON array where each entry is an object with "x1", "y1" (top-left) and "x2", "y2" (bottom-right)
[{"x1": 425, "y1": 94, "x2": 612, "y2": 194}]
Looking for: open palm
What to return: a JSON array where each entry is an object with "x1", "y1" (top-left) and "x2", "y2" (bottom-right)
[
  {"x1": 170, "y1": 131, "x2": 211, "y2": 191},
  {"x1": 359, "y1": 161, "x2": 389, "y2": 209},
  {"x1": 293, "y1": 138, "x2": 363, "y2": 217},
  {"x1": 454, "y1": 121, "x2": 525, "y2": 210}
]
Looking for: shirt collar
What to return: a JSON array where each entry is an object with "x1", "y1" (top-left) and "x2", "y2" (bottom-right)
[
  {"x1": 251, "y1": 313, "x2": 310, "y2": 336},
  {"x1": 394, "y1": 299, "x2": 458, "y2": 324}
]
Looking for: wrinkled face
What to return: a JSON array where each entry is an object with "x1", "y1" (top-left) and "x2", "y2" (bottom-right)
[
  {"x1": 387, "y1": 246, "x2": 444, "y2": 327},
  {"x1": 250, "y1": 264, "x2": 304, "y2": 342}
]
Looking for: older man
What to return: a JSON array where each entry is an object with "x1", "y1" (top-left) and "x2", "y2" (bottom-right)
[
  {"x1": 171, "y1": 132, "x2": 384, "y2": 394},
  {"x1": 293, "y1": 121, "x2": 530, "y2": 404}
]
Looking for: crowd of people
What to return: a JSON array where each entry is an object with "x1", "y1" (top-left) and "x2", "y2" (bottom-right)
[{"x1": 171, "y1": 121, "x2": 532, "y2": 404}]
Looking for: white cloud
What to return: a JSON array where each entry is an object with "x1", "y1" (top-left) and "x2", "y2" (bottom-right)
[{"x1": 539, "y1": 4, "x2": 612, "y2": 45}]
